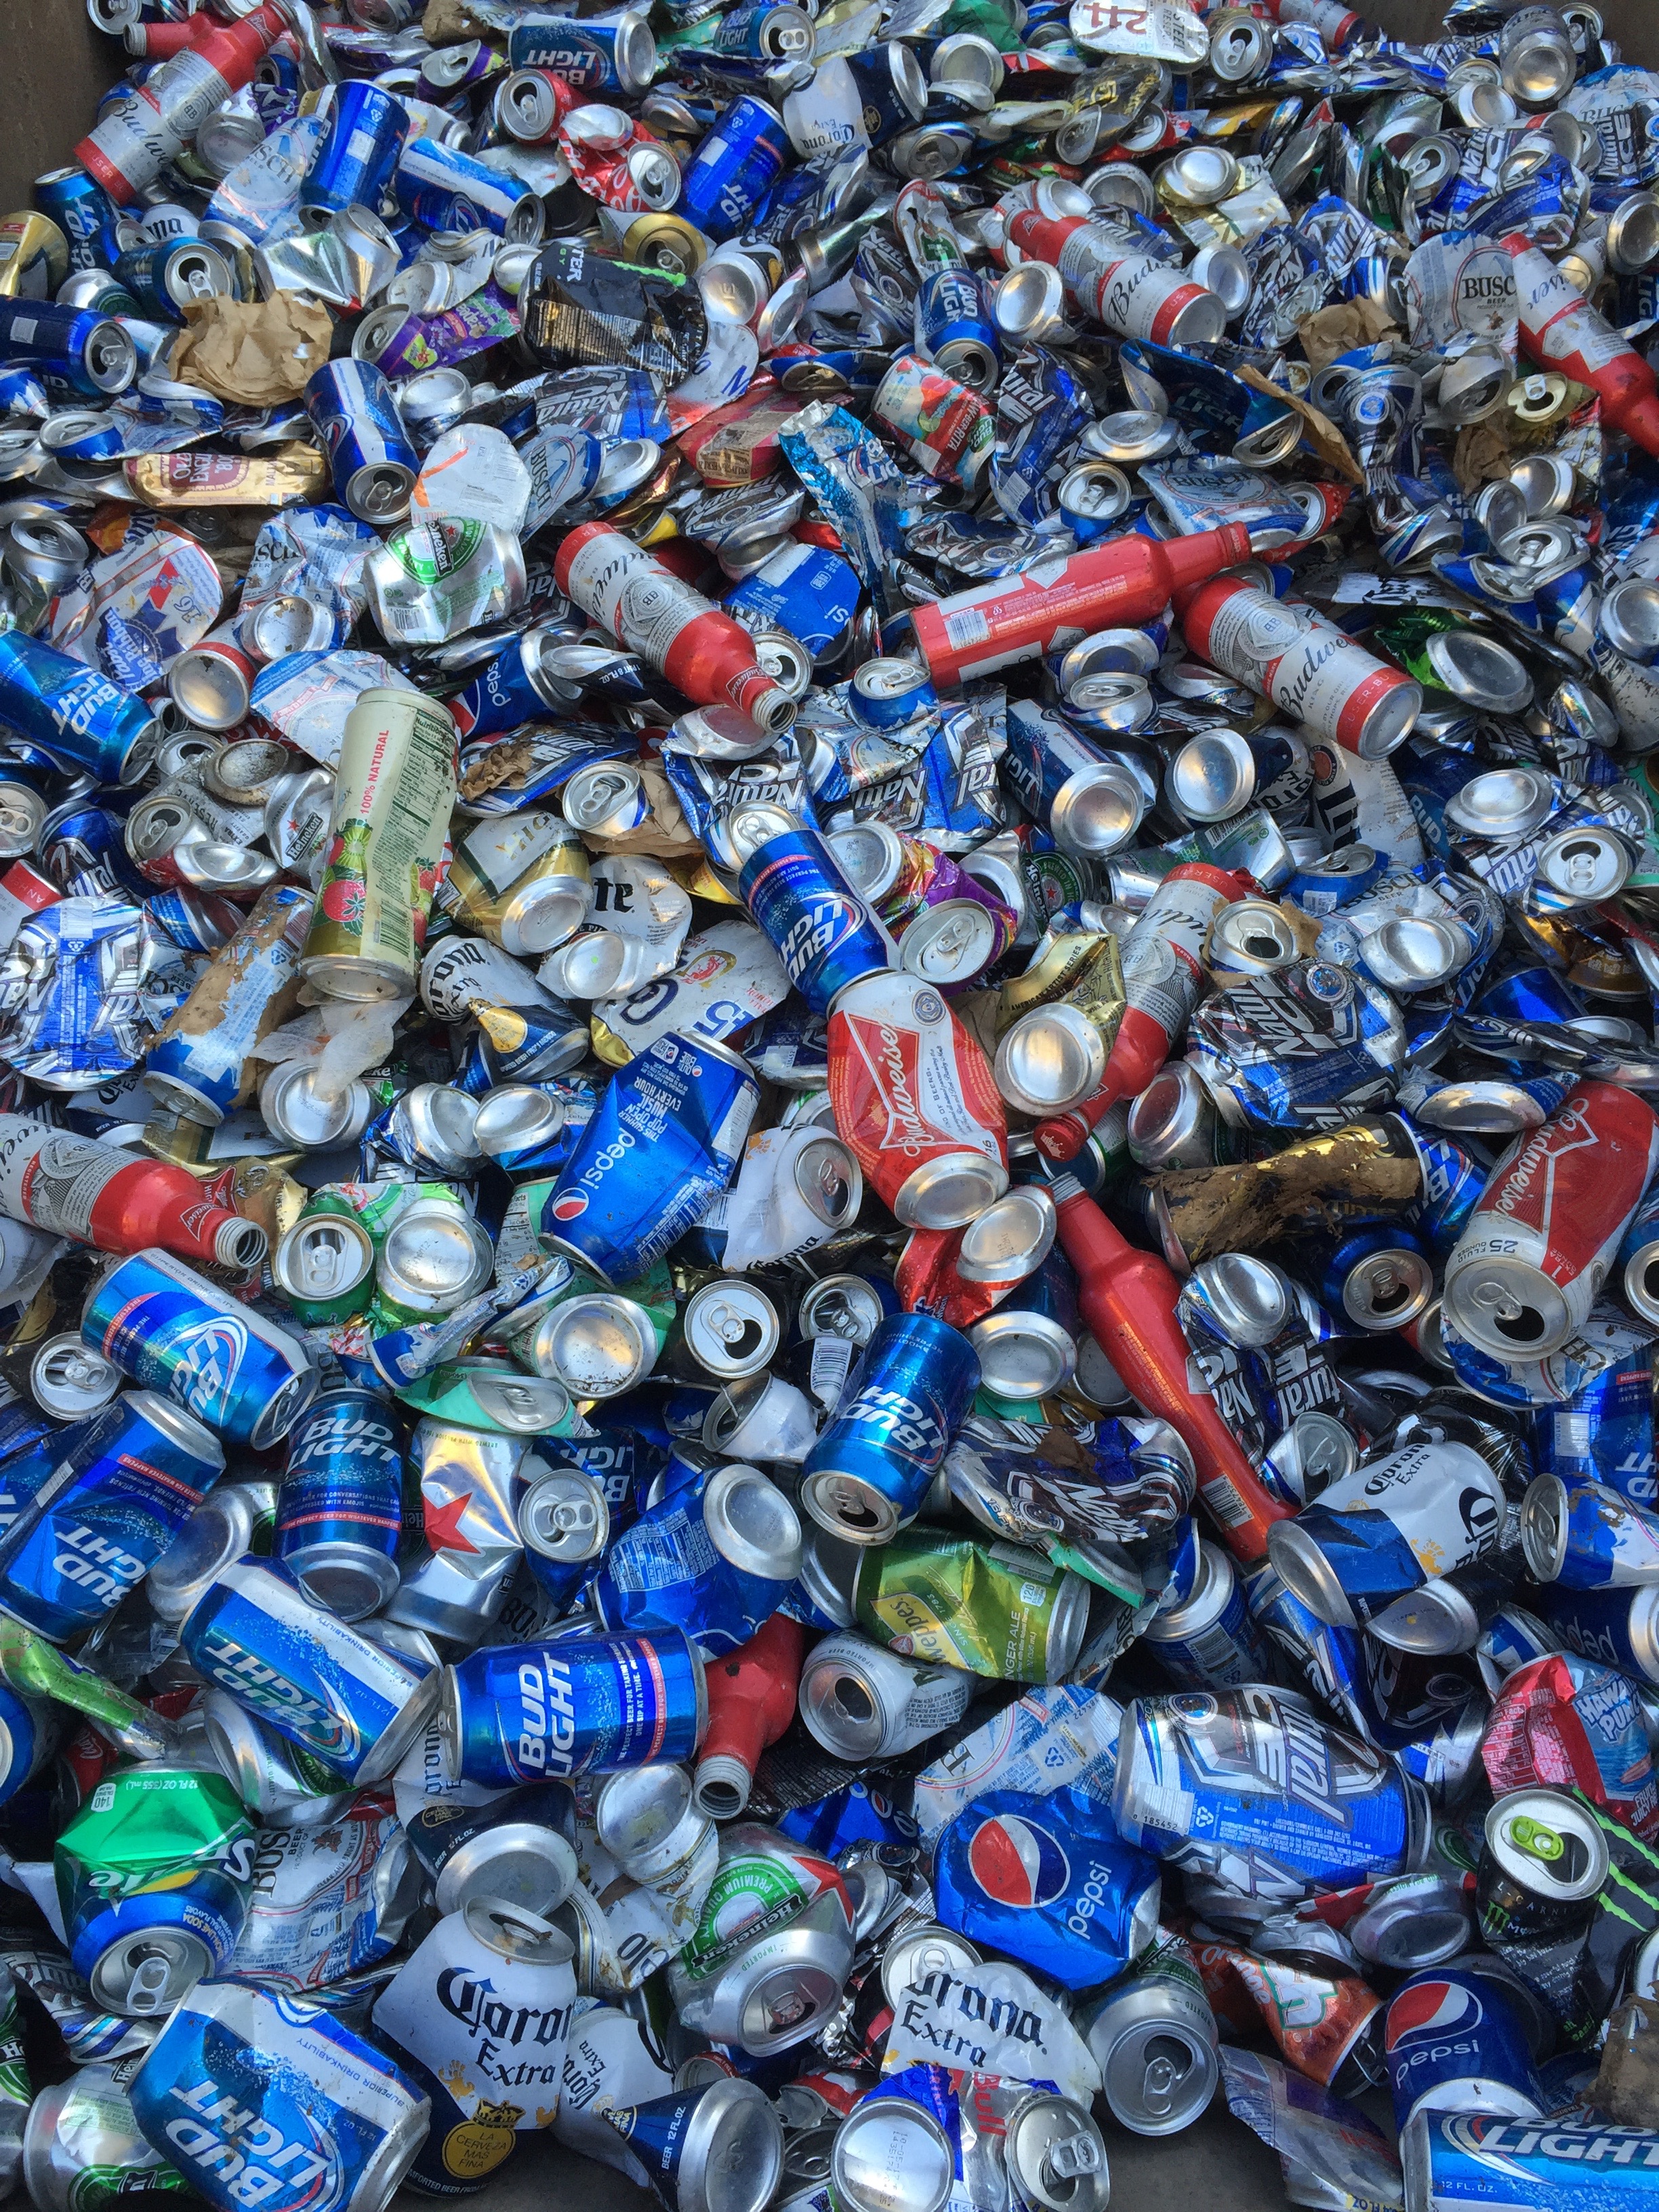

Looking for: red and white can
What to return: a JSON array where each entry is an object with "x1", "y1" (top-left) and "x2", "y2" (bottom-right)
[
  {"x1": 1271, "y1": 0, "x2": 1361, "y2": 47},
  {"x1": 1006, "y1": 209, "x2": 1225, "y2": 346},
  {"x1": 1443, "y1": 1080, "x2": 1659, "y2": 1361},
  {"x1": 1505, "y1": 232, "x2": 1659, "y2": 457},
  {"x1": 73, "y1": 6, "x2": 289, "y2": 203},
  {"x1": 1176, "y1": 577, "x2": 1421, "y2": 759},
  {"x1": 827, "y1": 971, "x2": 1008, "y2": 1230},
  {"x1": 0, "y1": 861, "x2": 58, "y2": 955}
]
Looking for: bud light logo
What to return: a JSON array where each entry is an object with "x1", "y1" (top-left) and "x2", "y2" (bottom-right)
[
  {"x1": 966, "y1": 1815, "x2": 1069, "y2": 1908},
  {"x1": 1385, "y1": 1978, "x2": 1483, "y2": 2051}
]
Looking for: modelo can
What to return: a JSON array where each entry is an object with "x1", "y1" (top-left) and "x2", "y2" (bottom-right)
[
  {"x1": 56, "y1": 1766, "x2": 257, "y2": 2016},
  {"x1": 83, "y1": 1249, "x2": 319, "y2": 1450},
  {"x1": 1382, "y1": 1964, "x2": 1545, "y2": 2130},
  {"x1": 799, "y1": 1311, "x2": 980, "y2": 1546},
  {"x1": 1443, "y1": 1080, "x2": 1659, "y2": 1362},
  {"x1": 274, "y1": 1385, "x2": 403, "y2": 1623},
  {"x1": 735, "y1": 812, "x2": 893, "y2": 1017},
  {"x1": 180, "y1": 1557, "x2": 439, "y2": 1786},
  {"x1": 372, "y1": 1900, "x2": 577, "y2": 2132},
  {"x1": 127, "y1": 1977, "x2": 430, "y2": 2212},
  {"x1": 0, "y1": 1387, "x2": 223, "y2": 1643},
  {"x1": 441, "y1": 1628, "x2": 707, "y2": 1785}
]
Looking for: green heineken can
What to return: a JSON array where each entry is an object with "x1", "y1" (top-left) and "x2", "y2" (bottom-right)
[
  {"x1": 23, "y1": 2066, "x2": 188, "y2": 2212},
  {"x1": 853, "y1": 1532, "x2": 1090, "y2": 1682},
  {"x1": 395, "y1": 1355, "x2": 587, "y2": 1435},
  {"x1": 54, "y1": 1768, "x2": 257, "y2": 2017}
]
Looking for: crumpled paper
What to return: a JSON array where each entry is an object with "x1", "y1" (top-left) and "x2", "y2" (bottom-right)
[
  {"x1": 1294, "y1": 298, "x2": 1399, "y2": 373},
  {"x1": 170, "y1": 291, "x2": 333, "y2": 407}
]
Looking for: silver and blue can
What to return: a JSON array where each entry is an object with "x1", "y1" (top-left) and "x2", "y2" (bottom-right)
[
  {"x1": 449, "y1": 625, "x2": 569, "y2": 741},
  {"x1": 82, "y1": 1249, "x2": 319, "y2": 1450},
  {"x1": 591, "y1": 1460, "x2": 801, "y2": 1656},
  {"x1": 304, "y1": 359, "x2": 419, "y2": 526},
  {"x1": 737, "y1": 821, "x2": 893, "y2": 1016},
  {"x1": 274, "y1": 1386, "x2": 403, "y2": 1624},
  {"x1": 441, "y1": 1626, "x2": 707, "y2": 1785},
  {"x1": 394, "y1": 137, "x2": 546, "y2": 241},
  {"x1": 33, "y1": 167, "x2": 117, "y2": 274},
  {"x1": 678, "y1": 96, "x2": 791, "y2": 244},
  {"x1": 0, "y1": 1681, "x2": 54, "y2": 1808},
  {"x1": 541, "y1": 1031, "x2": 758, "y2": 1285},
  {"x1": 300, "y1": 81, "x2": 409, "y2": 223},
  {"x1": 917, "y1": 266, "x2": 1000, "y2": 392},
  {"x1": 180, "y1": 1557, "x2": 438, "y2": 1785},
  {"x1": 110, "y1": 237, "x2": 234, "y2": 323},
  {"x1": 1383, "y1": 1965, "x2": 1546, "y2": 2129},
  {"x1": 0, "y1": 299, "x2": 134, "y2": 393},
  {"x1": 506, "y1": 12, "x2": 656, "y2": 91},
  {"x1": 1399, "y1": 2108, "x2": 1645, "y2": 2209},
  {"x1": 0, "y1": 1389, "x2": 223, "y2": 1644},
  {"x1": 798, "y1": 1311, "x2": 981, "y2": 1547},
  {"x1": 0, "y1": 631, "x2": 159, "y2": 785},
  {"x1": 144, "y1": 883, "x2": 312, "y2": 1126}
]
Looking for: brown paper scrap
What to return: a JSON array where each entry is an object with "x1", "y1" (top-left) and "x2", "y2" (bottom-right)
[{"x1": 169, "y1": 292, "x2": 335, "y2": 407}]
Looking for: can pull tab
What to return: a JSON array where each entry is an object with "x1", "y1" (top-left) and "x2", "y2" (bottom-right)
[
  {"x1": 127, "y1": 1952, "x2": 175, "y2": 2014},
  {"x1": 1140, "y1": 2051, "x2": 1185, "y2": 2114},
  {"x1": 1046, "y1": 2133, "x2": 1101, "y2": 2182}
]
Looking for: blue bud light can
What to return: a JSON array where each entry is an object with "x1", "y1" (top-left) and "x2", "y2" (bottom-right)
[
  {"x1": 180, "y1": 1557, "x2": 438, "y2": 1786},
  {"x1": 541, "y1": 1031, "x2": 758, "y2": 1286},
  {"x1": 737, "y1": 821, "x2": 893, "y2": 1017},
  {"x1": 1399, "y1": 2108, "x2": 1659, "y2": 2212},
  {"x1": 33, "y1": 167, "x2": 117, "y2": 275},
  {"x1": 678, "y1": 97, "x2": 790, "y2": 244},
  {"x1": 0, "y1": 631, "x2": 159, "y2": 785},
  {"x1": 1383, "y1": 1965, "x2": 1546, "y2": 2131},
  {"x1": 304, "y1": 358, "x2": 419, "y2": 526},
  {"x1": 301, "y1": 81, "x2": 410, "y2": 223},
  {"x1": 506, "y1": 14, "x2": 656, "y2": 91},
  {"x1": 1532, "y1": 1351, "x2": 1657, "y2": 1508},
  {"x1": 394, "y1": 137, "x2": 546, "y2": 241},
  {"x1": 916, "y1": 266, "x2": 999, "y2": 392},
  {"x1": 798, "y1": 1311, "x2": 981, "y2": 1547},
  {"x1": 0, "y1": 1388, "x2": 223, "y2": 1644},
  {"x1": 441, "y1": 1627, "x2": 706, "y2": 1786},
  {"x1": 591, "y1": 1462, "x2": 802, "y2": 1656},
  {"x1": 83, "y1": 1249, "x2": 319, "y2": 1450},
  {"x1": 0, "y1": 300, "x2": 134, "y2": 394},
  {"x1": 128, "y1": 1976, "x2": 430, "y2": 2212},
  {"x1": 275, "y1": 1386, "x2": 403, "y2": 1625}
]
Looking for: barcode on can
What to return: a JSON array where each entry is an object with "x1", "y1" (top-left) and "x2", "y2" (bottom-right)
[
  {"x1": 945, "y1": 607, "x2": 989, "y2": 649},
  {"x1": 1553, "y1": 1412, "x2": 1591, "y2": 1456},
  {"x1": 347, "y1": 129, "x2": 380, "y2": 163},
  {"x1": 1198, "y1": 1475, "x2": 1252, "y2": 1528}
]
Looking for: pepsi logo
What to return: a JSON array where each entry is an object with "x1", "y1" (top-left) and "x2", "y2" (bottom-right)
[
  {"x1": 550, "y1": 1192, "x2": 588, "y2": 1221},
  {"x1": 1385, "y1": 1978, "x2": 1483, "y2": 2051},
  {"x1": 966, "y1": 1815, "x2": 1070, "y2": 1909}
]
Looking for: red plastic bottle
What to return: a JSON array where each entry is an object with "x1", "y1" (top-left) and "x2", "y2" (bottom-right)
[
  {"x1": 1051, "y1": 1174, "x2": 1290, "y2": 1565},
  {"x1": 0, "y1": 1116, "x2": 268, "y2": 1273},
  {"x1": 909, "y1": 523, "x2": 1253, "y2": 689},
  {"x1": 1507, "y1": 232, "x2": 1659, "y2": 458},
  {"x1": 555, "y1": 523, "x2": 796, "y2": 734},
  {"x1": 693, "y1": 1614, "x2": 806, "y2": 1818},
  {"x1": 75, "y1": 5, "x2": 292, "y2": 203}
]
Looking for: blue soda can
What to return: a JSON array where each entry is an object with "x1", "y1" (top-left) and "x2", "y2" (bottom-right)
[
  {"x1": 1532, "y1": 1349, "x2": 1657, "y2": 1506},
  {"x1": 1538, "y1": 1579, "x2": 1659, "y2": 1683},
  {"x1": 304, "y1": 359, "x2": 419, "y2": 527},
  {"x1": 1471, "y1": 962, "x2": 1582, "y2": 1028},
  {"x1": 776, "y1": 1779, "x2": 918, "y2": 1858},
  {"x1": 1113, "y1": 1685, "x2": 1429, "y2": 1898},
  {"x1": 0, "y1": 300, "x2": 134, "y2": 394},
  {"x1": 591, "y1": 1460, "x2": 802, "y2": 1656},
  {"x1": 394, "y1": 137, "x2": 546, "y2": 241},
  {"x1": 144, "y1": 882, "x2": 312, "y2": 1124},
  {"x1": 128, "y1": 1976, "x2": 430, "y2": 2212},
  {"x1": 1383, "y1": 1966, "x2": 1545, "y2": 2131},
  {"x1": 33, "y1": 166, "x2": 117, "y2": 274},
  {"x1": 1399, "y1": 2109, "x2": 1659, "y2": 2211},
  {"x1": 83, "y1": 1250, "x2": 319, "y2": 1450},
  {"x1": 180, "y1": 1557, "x2": 438, "y2": 1785},
  {"x1": 916, "y1": 266, "x2": 999, "y2": 392},
  {"x1": 111, "y1": 239, "x2": 232, "y2": 323},
  {"x1": 678, "y1": 96, "x2": 790, "y2": 244},
  {"x1": 1002, "y1": 698, "x2": 1137, "y2": 851},
  {"x1": 507, "y1": 14, "x2": 656, "y2": 91},
  {"x1": 737, "y1": 821, "x2": 893, "y2": 1016},
  {"x1": 541, "y1": 1031, "x2": 758, "y2": 1285},
  {"x1": 798, "y1": 1311, "x2": 981, "y2": 1546},
  {"x1": 300, "y1": 80, "x2": 409, "y2": 222},
  {"x1": 0, "y1": 1388, "x2": 223, "y2": 1643},
  {"x1": 1286, "y1": 1221, "x2": 1432, "y2": 1331},
  {"x1": 0, "y1": 630, "x2": 159, "y2": 785},
  {"x1": 1521, "y1": 1471, "x2": 1659, "y2": 1590},
  {"x1": 725, "y1": 543, "x2": 861, "y2": 672},
  {"x1": 1534, "y1": 555, "x2": 1598, "y2": 660},
  {"x1": 449, "y1": 625, "x2": 569, "y2": 741},
  {"x1": 274, "y1": 1386, "x2": 403, "y2": 1624},
  {"x1": 441, "y1": 1627, "x2": 707, "y2": 1784},
  {"x1": 0, "y1": 1681, "x2": 54, "y2": 1809}
]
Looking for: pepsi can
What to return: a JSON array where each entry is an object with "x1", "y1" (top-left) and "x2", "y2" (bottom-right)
[
  {"x1": 678, "y1": 97, "x2": 791, "y2": 244},
  {"x1": 798, "y1": 1311, "x2": 981, "y2": 1547},
  {"x1": 180, "y1": 1557, "x2": 438, "y2": 1786},
  {"x1": 0, "y1": 631, "x2": 159, "y2": 785},
  {"x1": 1383, "y1": 1966, "x2": 1546, "y2": 2130},
  {"x1": 737, "y1": 821, "x2": 893, "y2": 1017},
  {"x1": 441, "y1": 1628, "x2": 707, "y2": 1785},
  {"x1": 83, "y1": 1249, "x2": 319, "y2": 1450},
  {"x1": 304, "y1": 359, "x2": 419, "y2": 527},
  {"x1": 541, "y1": 1032, "x2": 759, "y2": 1286},
  {"x1": 0, "y1": 1389, "x2": 223, "y2": 1643},
  {"x1": 449, "y1": 626, "x2": 569, "y2": 742},
  {"x1": 274, "y1": 1386, "x2": 403, "y2": 1624},
  {"x1": 301, "y1": 81, "x2": 409, "y2": 223}
]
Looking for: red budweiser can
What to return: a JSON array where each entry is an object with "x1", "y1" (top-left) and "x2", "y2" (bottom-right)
[
  {"x1": 1176, "y1": 577, "x2": 1421, "y2": 759},
  {"x1": 1006, "y1": 209, "x2": 1227, "y2": 345},
  {"x1": 827, "y1": 971, "x2": 1008, "y2": 1229},
  {"x1": 73, "y1": 5, "x2": 289, "y2": 203},
  {"x1": 1443, "y1": 1080, "x2": 1659, "y2": 1361},
  {"x1": 910, "y1": 523, "x2": 1251, "y2": 689},
  {"x1": 555, "y1": 523, "x2": 796, "y2": 733}
]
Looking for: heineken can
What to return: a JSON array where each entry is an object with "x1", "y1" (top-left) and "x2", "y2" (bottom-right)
[
  {"x1": 301, "y1": 687, "x2": 458, "y2": 1002},
  {"x1": 23, "y1": 2066, "x2": 184, "y2": 2212}
]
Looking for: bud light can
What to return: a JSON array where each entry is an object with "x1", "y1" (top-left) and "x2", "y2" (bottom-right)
[
  {"x1": 441, "y1": 1629, "x2": 706, "y2": 1786},
  {"x1": 798, "y1": 1312, "x2": 981, "y2": 1549},
  {"x1": 736, "y1": 819, "x2": 893, "y2": 1017},
  {"x1": 274, "y1": 1386, "x2": 403, "y2": 1625}
]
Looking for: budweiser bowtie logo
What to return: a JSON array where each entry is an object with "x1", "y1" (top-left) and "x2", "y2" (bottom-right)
[{"x1": 838, "y1": 1012, "x2": 954, "y2": 1158}]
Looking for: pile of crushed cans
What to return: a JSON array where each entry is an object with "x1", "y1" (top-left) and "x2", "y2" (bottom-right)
[{"x1": 27, "y1": 0, "x2": 1659, "y2": 2209}]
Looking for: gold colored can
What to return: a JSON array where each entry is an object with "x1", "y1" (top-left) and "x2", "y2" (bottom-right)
[
  {"x1": 997, "y1": 928, "x2": 1124, "y2": 1032},
  {"x1": 125, "y1": 442, "x2": 330, "y2": 508},
  {"x1": 0, "y1": 213, "x2": 68, "y2": 299},
  {"x1": 1152, "y1": 1120, "x2": 1423, "y2": 1269},
  {"x1": 443, "y1": 811, "x2": 593, "y2": 956},
  {"x1": 622, "y1": 212, "x2": 708, "y2": 274}
]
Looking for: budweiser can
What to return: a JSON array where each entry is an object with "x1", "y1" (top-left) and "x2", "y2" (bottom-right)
[
  {"x1": 1176, "y1": 577, "x2": 1422, "y2": 759},
  {"x1": 827, "y1": 970, "x2": 1008, "y2": 1229},
  {"x1": 1006, "y1": 209, "x2": 1225, "y2": 344},
  {"x1": 1443, "y1": 1081, "x2": 1659, "y2": 1361}
]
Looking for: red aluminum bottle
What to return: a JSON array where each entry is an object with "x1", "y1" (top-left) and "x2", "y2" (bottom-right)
[
  {"x1": 1268, "y1": 0, "x2": 1361, "y2": 47},
  {"x1": 555, "y1": 522, "x2": 796, "y2": 734},
  {"x1": 1050, "y1": 1172, "x2": 1290, "y2": 1563},
  {"x1": 692, "y1": 1612, "x2": 806, "y2": 1820},
  {"x1": 75, "y1": 3, "x2": 291, "y2": 203},
  {"x1": 0, "y1": 1115, "x2": 268, "y2": 1273},
  {"x1": 911, "y1": 523, "x2": 1252, "y2": 689},
  {"x1": 1505, "y1": 232, "x2": 1659, "y2": 458},
  {"x1": 1005, "y1": 208, "x2": 1227, "y2": 345},
  {"x1": 1036, "y1": 861, "x2": 1250, "y2": 1162},
  {"x1": 124, "y1": 16, "x2": 221, "y2": 57},
  {"x1": 1175, "y1": 575, "x2": 1420, "y2": 758}
]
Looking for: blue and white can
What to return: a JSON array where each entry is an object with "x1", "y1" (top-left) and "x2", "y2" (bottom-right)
[
  {"x1": 678, "y1": 97, "x2": 790, "y2": 244},
  {"x1": 441, "y1": 1627, "x2": 707, "y2": 1785},
  {"x1": 798, "y1": 1311, "x2": 981, "y2": 1546},
  {"x1": 300, "y1": 81, "x2": 409, "y2": 222},
  {"x1": 1383, "y1": 1966, "x2": 1545, "y2": 2131},
  {"x1": 737, "y1": 823, "x2": 893, "y2": 1016},
  {"x1": 304, "y1": 359, "x2": 419, "y2": 526},
  {"x1": 0, "y1": 630, "x2": 158, "y2": 785},
  {"x1": 274, "y1": 1386, "x2": 403, "y2": 1624},
  {"x1": 394, "y1": 138, "x2": 546, "y2": 241}
]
